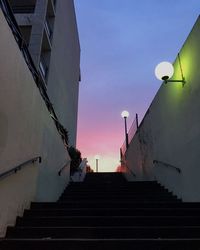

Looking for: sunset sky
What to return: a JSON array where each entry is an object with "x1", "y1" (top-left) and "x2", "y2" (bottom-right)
[{"x1": 75, "y1": 1, "x2": 200, "y2": 172}]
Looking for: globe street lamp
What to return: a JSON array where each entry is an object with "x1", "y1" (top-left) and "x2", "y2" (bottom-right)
[
  {"x1": 155, "y1": 58, "x2": 186, "y2": 86},
  {"x1": 121, "y1": 110, "x2": 129, "y2": 150},
  {"x1": 95, "y1": 155, "x2": 100, "y2": 172},
  {"x1": 155, "y1": 61, "x2": 174, "y2": 81}
]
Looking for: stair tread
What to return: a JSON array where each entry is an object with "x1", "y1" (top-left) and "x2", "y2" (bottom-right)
[
  {"x1": 2, "y1": 238, "x2": 200, "y2": 241},
  {"x1": 19, "y1": 215, "x2": 200, "y2": 218},
  {"x1": 3, "y1": 173, "x2": 200, "y2": 249},
  {"x1": 28, "y1": 207, "x2": 200, "y2": 210},
  {"x1": 11, "y1": 226, "x2": 200, "y2": 229}
]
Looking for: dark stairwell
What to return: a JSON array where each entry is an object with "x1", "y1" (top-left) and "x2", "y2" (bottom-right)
[{"x1": 1, "y1": 172, "x2": 200, "y2": 249}]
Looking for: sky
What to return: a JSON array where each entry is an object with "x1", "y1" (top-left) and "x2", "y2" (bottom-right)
[{"x1": 74, "y1": 1, "x2": 200, "y2": 172}]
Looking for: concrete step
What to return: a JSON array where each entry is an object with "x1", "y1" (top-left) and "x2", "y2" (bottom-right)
[
  {"x1": 63, "y1": 188, "x2": 170, "y2": 193},
  {"x1": 6, "y1": 226, "x2": 200, "y2": 239},
  {"x1": 58, "y1": 196, "x2": 180, "y2": 202},
  {"x1": 24, "y1": 207, "x2": 200, "y2": 217},
  {"x1": 31, "y1": 201, "x2": 187, "y2": 209},
  {"x1": 1, "y1": 238, "x2": 200, "y2": 250},
  {"x1": 61, "y1": 190, "x2": 173, "y2": 195},
  {"x1": 68, "y1": 182, "x2": 161, "y2": 187},
  {"x1": 59, "y1": 195, "x2": 177, "y2": 201},
  {"x1": 2, "y1": 176, "x2": 199, "y2": 249},
  {"x1": 16, "y1": 216, "x2": 200, "y2": 227}
]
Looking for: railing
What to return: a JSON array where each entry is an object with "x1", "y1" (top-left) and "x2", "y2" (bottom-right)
[
  {"x1": 58, "y1": 160, "x2": 71, "y2": 176},
  {"x1": 39, "y1": 56, "x2": 48, "y2": 79},
  {"x1": 39, "y1": 60, "x2": 46, "y2": 78},
  {"x1": 44, "y1": 20, "x2": 52, "y2": 40},
  {"x1": 120, "y1": 140, "x2": 126, "y2": 157},
  {"x1": 0, "y1": 0, "x2": 69, "y2": 147},
  {"x1": 128, "y1": 113, "x2": 139, "y2": 144},
  {"x1": 153, "y1": 160, "x2": 181, "y2": 174},
  {"x1": 0, "y1": 156, "x2": 41, "y2": 181},
  {"x1": 120, "y1": 159, "x2": 136, "y2": 178},
  {"x1": 126, "y1": 165, "x2": 136, "y2": 178}
]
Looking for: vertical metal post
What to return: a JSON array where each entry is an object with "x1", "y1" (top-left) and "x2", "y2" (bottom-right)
[
  {"x1": 120, "y1": 148, "x2": 123, "y2": 161},
  {"x1": 124, "y1": 117, "x2": 129, "y2": 150},
  {"x1": 96, "y1": 159, "x2": 98, "y2": 172},
  {"x1": 136, "y1": 113, "x2": 139, "y2": 130},
  {"x1": 177, "y1": 53, "x2": 186, "y2": 87}
]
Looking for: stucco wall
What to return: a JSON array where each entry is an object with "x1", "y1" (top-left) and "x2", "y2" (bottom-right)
[
  {"x1": 47, "y1": 0, "x2": 80, "y2": 147},
  {"x1": 125, "y1": 16, "x2": 200, "y2": 201},
  {"x1": 124, "y1": 132, "x2": 144, "y2": 181},
  {"x1": 0, "y1": 9, "x2": 70, "y2": 236}
]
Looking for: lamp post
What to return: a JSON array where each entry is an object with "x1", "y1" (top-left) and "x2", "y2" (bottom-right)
[
  {"x1": 121, "y1": 110, "x2": 129, "y2": 150},
  {"x1": 94, "y1": 155, "x2": 100, "y2": 172}
]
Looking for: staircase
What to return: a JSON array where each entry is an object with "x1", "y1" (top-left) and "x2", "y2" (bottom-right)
[{"x1": 1, "y1": 172, "x2": 200, "y2": 249}]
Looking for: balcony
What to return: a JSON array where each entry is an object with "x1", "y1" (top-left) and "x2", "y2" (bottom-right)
[
  {"x1": 19, "y1": 25, "x2": 32, "y2": 46},
  {"x1": 42, "y1": 20, "x2": 52, "y2": 51},
  {"x1": 44, "y1": 20, "x2": 52, "y2": 41},
  {"x1": 8, "y1": 0, "x2": 36, "y2": 13}
]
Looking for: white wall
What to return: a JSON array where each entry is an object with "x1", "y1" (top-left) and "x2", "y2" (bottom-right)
[
  {"x1": 123, "y1": 134, "x2": 143, "y2": 181},
  {"x1": 125, "y1": 16, "x2": 200, "y2": 201},
  {"x1": 0, "y1": 9, "x2": 70, "y2": 236},
  {"x1": 47, "y1": 0, "x2": 80, "y2": 147}
]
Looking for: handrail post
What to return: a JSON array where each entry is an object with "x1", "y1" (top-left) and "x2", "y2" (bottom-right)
[
  {"x1": 120, "y1": 148, "x2": 123, "y2": 161},
  {"x1": 136, "y1": 113, "x2": 139, "y2": 130}
]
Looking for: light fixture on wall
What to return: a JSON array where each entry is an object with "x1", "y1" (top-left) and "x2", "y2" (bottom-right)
[{"x1": 155, "y1": 53, "x2": 186, "y2": 86}]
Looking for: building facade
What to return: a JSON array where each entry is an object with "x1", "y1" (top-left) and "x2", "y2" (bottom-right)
[
  {"x1": 8, "y1": 0, "x2": 81, "y2": 146},
  {"x1": 0, "y1": 0, "x2": 80, "y2": 236}
]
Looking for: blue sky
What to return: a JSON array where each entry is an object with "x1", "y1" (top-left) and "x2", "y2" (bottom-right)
[{"x1": 74, "y1": 1, "x2": 200, "y2": 171}]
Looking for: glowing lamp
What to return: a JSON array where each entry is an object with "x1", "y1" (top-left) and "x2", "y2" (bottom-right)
[
  {"x1": 95, "y1": 155, "x2": 100, "y2": 160},
  {"x1": 155, "y1": 61, "x2": 174, "y2": 81},
  {"x1": 155, "y1": 55, "x2": 186, "y2": 86},
  {"x1": 121, "y1": 110, "x2": 129, "y2": 118},
  {"x1": 121, "y1": 110, "x2": 129, "y2": 150}
]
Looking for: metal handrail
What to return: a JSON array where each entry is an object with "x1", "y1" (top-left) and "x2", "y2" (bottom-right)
[
  {"x1": 153, "y1": 159, "x2": 181, "y2": 174},
  {"x1": 58, "y1": 160, "x2": 71, "y2": 176},
  {"x1": 0, "y1": 156, "x2": 42, "y2": 181},
  {"x1": 126, "y1": 165, "x2": 137, "y2": 177},
  {"x1": 44, "y1": 20, "x2": 52, "y2": 40},
  {"x1": 120, "y1": 159, "x2": 136, "y2": 178}
]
